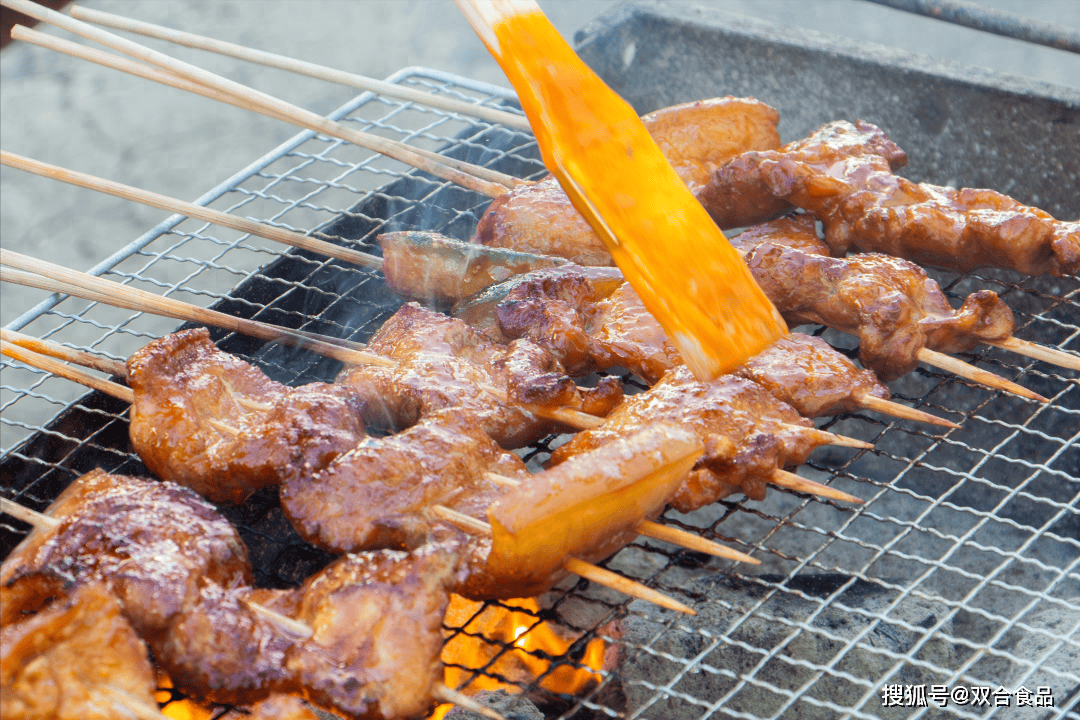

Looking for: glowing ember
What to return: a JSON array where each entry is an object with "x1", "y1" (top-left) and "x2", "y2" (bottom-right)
[
  {"x1": 155, "y1": 672, "x2": 215, "y2": 720},
  {"x1": 432, "y1": 593, "x2": 605, "y2": 717}
]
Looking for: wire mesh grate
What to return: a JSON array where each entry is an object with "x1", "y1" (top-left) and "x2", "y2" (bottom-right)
[{"x1": 1, "y1": 68, "x2": 1078, "y2": 720}]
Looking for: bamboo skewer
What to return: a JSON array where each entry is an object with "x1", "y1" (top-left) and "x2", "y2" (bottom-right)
[
  {"x1": 1, "y1": 328, "x2": 127, "y2": 378},
  {"x1": 430, "y1": 505, "x2": 696, "y2": 615},
  {"x1": 68, "y1": 4, "x2": 533, "y2": 134},
  {"x1": 989, "y1": 336, "x2": 1080, "y2": 372},
  {"x1": 778, "y1": 422, "x2": 873, "y2": 450},
  {"x1": 1, "y1": 339, "x2": 136, "y2": 404},
  {"x1": 0, "y1": 496, "x2": 60, "y2": 530},
  {"x1": 0, "y1": 497, "x2": 507, "y2": 720},
  {"x1": 2, "y1": 3, "x2": 513, "y2": 197},
  {"x1": 769, "y1": 469, "x2": 863, "y2": 504},
  {"x1": 0, "y1": 250, "x2": 390, "y2": 368},
  {"x1": 432, "y1": 683, "x2": 512, "y2": 720},
  {"x1": 916, "y1": 348, "x2": 1048, "y2": 403},
  {"x1": 854, "y1": 392, "x2": 960, "y2": 429},
  {"x1": 1, "y1": 151, "x2": 383, "y2": 271}
]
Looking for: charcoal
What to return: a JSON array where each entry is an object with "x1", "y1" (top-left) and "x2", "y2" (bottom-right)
[{"x1": 445, "y1": 690, "x2": 544, "y2": 720}]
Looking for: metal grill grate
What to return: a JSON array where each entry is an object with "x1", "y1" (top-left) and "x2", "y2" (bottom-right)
[{"x1": 1, "y1": 68, "x2": 1078, "y2": 720}]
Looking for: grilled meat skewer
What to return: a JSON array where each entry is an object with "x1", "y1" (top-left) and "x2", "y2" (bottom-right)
[
  {"x1": 700, "y1": 120, "x2": 1080, "y2": 277},
  {"x1": 731, "y1": 215, "x2": 1019, "y2": 380},
  {"x1": 452, "y1": 260, "x2": 953, "y2": 425}
]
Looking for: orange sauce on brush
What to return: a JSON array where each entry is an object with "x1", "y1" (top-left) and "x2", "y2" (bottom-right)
[{"x1": 482, "y1": 7, "x2": 787, "y2": 379}]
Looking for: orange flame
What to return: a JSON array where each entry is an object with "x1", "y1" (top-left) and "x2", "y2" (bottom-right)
[{"x1": 430, "y1": 594, "x2": 605, "y2": 717}]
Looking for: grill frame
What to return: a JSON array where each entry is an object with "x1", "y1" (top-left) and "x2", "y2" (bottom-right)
[{"x1": 1, "y1": 18, "x2": 1079, "y2": 720}]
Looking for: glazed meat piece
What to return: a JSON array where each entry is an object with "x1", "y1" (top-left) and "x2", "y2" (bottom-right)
[
  {"x1": 735, "y1": 333, "x2": 888, "y2": 417},
  {"x1": 472, "y1": 96, "x2": 782, "y2": 265},
  {"x1": 697, "y1": 118, "x2": 907, "y2": 230},
  {"x1": 489, "y1": 264, "x2": 679, "y2": 383},
  {"x1": 549, "y1": 367, "x2": 821, "y2": 509},
  {"x1": 1, "y1": 469, "x2": 251, "y2": 645},
  {"x1": 127, "y1": 328, "x2": 367, "y2": 504},
  {"x1": 473, "y1": 175, "x2": 616, "y2": 266},
  {"x1": 641, "y1": 96, "x2": 782, "y2": 192},
  {"x1": 285, "y1": 547, "x2": 453, "y2": 719},
  {"x1": 0, "y1": 583, "x2": 158, "y2": 720},
  {"x1": 733, "y1": 215, "x2": 1016, "y2": 379},
  {"x1": 337, "y1": 303, "x2": 622, "y2": 448},
  {"x1": 705, "y1": 120, "x2": 1079, "y2": 276},
  {"x1": 280, "y1": 407, "x2": 529, "y2": 553}
]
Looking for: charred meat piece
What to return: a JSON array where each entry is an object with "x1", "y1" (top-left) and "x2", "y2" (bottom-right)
[
  {"x1": 0, "y1": 582, "x2": 158, "y2": 720},
  {"x1": 127, "y1": 328, "x2": 367, "y2": 504},
  {"x1": 284, "y1": 547, "x2": 453, "y2": 720},
  {"x1": 549, "y1": 367, "x2": 820, "y2": 509},
  {"x1": 706, "y1": 120, "x2": 1079, "y2": 276},
  {"x1": 280, "y1": 407, "x2": 529, "y2": 553},
  {"x1": 490, "y1": 264, "x2": 678, "y2": 383},
  {"x1": 337, "y1": 303, "x2": 622, "y2": 448},
  {"x1": 733, "y1": 216, "x2": 1016, "y2": 379},
  {"x1": 472, "y1": 96, "x2": 782, "y2": 265}
]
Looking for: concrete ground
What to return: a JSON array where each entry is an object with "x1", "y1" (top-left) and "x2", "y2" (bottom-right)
[{"x1": 1, "y1": 0, "x2": 1078, "y2": 327}]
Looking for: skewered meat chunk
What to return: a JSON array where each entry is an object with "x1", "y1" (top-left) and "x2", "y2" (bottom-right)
[
  {"x1": 697, "y1": 118, "x2": 907, "y2": 230},
  {"x1": 1, "y1": 470, "x2": 252, "y2": 645},
  {"x1": 704, "y1": 119, "x2": 1080, "y2": 276},
  {"x1": 337, "y1": 303, "x2": 622, "y2": 448},
  {"x1": 280, "y1": 407, "x2": 528, "y2": 553},
  {"x1": 472, "y1": 96, "x2": 782, "y2": 266},
  {"x1": 549, "y1": 368, "x2": 820, "y2": 509},
  {"x1": 736, "y1": 333, "x2": 887, "y2": 417},
  {"x1": 1, "y1": 582, "x2": 158, "y2": 720},
  {"x1": 127, "y1": 328, "x2": 367, "y2": 504},
  {"x1": 732, "y1": 215, "x2": 1016, "y2": 379},
  {"x1": 640, "y1": 97, "x2": 782, "y2": 192},
  {"x1": 285, "y1": 546, "x2": 453, "y2": 719}
]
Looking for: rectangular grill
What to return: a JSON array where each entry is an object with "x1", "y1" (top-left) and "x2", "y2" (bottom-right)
[{"x1": 2, "y1": 5, "x2": 1079, "y2": 719}]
